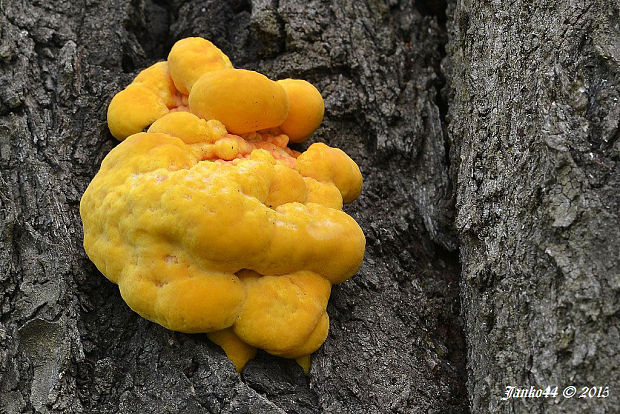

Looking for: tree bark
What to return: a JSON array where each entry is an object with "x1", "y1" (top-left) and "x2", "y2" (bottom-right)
[
  {"x1": 1, "y1": 1, "x2": 466, "y2": 413},
  {"x1": 2, "y1": 0, "x2": 618, "y2": 413},
  {"x1": 447, "y1": 0, "x2": 619, "y2": 412}
]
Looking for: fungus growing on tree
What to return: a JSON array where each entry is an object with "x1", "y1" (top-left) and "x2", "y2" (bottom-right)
[{"x1": 81, "y1": 37, "x2": 365, "y2": 373}]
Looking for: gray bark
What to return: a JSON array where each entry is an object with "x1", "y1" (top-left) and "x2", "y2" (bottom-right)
[
  {"x1": 2, "y1": 0, "x2": 618, "y2": 412},
  {"x1": 1, "y1": 1, "x2": 466, "y2": 413},
  {"x1": 447, "y1": 0, "x2": 619, "y2": 413}
]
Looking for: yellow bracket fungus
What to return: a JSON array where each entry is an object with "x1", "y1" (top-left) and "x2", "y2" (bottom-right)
[
  {"x1": 277, "y1": 79, "x2": 325, "y2": 143},
  {"x1": 167, "y1": 37, "x2": 233, "y2": 95},
  {"x1": 189, "y1": 69, "x2": 289, "y2": 135},
  {"x1": 83, "y1": 37, "x2": 365, "y2": 373}
]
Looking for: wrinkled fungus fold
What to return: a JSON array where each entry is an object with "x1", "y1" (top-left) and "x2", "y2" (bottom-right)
[{"x1": 81, "y1": 37, "x2": 365, "y2": 373}]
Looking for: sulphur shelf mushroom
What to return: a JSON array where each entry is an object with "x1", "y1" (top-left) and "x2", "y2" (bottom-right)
[{"x1": 83, "y1": 36, "x2": 365, "y2": 373}]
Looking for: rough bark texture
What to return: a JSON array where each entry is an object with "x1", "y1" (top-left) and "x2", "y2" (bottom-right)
[
  {"x1": 447, "y1": 0, "x2": 619, "y2": 413},
  {"x1": 2, "y1": 0, "x2": 618, "y2": 413},
  {"x1": 1, "y1": 1, "x2": 466, "y2": 413}
]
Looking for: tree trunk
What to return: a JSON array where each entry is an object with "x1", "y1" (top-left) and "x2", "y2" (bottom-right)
[
  {"x1": 448, "y1": 0, "x2": 619, "y2": 412},
  {"x1": 1, "y1": 0, "x2": 617, "y2": 413},
  {"x1": 0, "y1": 1, "x2": 466, "y2": 413}
]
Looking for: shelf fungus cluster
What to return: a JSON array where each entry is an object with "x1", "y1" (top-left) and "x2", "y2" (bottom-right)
[{"x1": 80, "y1": 37, "x2": 365, "y2": 373}]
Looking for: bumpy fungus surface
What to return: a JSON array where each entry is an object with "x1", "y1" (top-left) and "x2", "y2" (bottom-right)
[
  {"x1": 83, "y1": 37, "x2": 365, "y2": 373},
  {"x1": 189, "y1": 69, "x2": 290, "y2": 135},
  {"x1": 277, "y1": 79, "x2": 325, "y2": 143}
]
